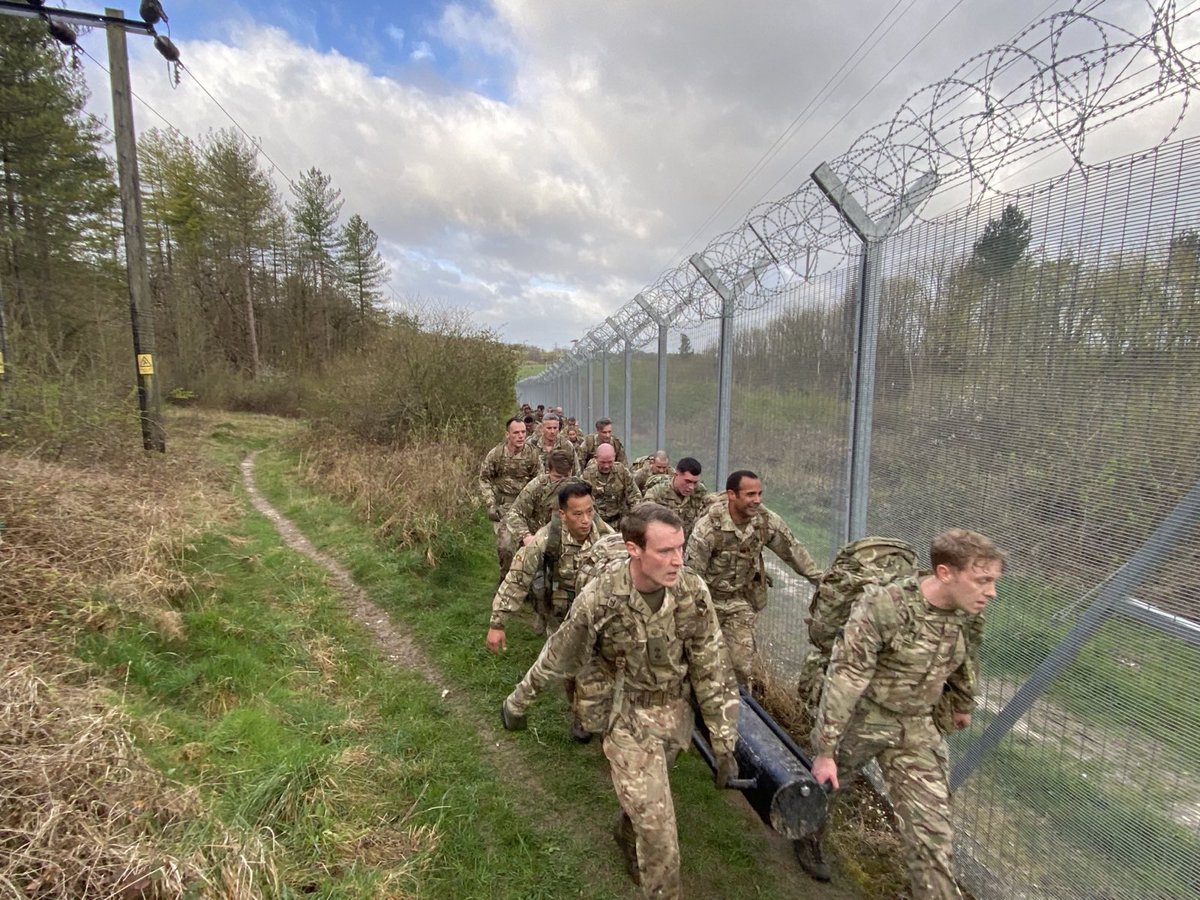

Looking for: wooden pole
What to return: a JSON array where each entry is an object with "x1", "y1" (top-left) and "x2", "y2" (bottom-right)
[{"x1": 106, "y1": 7, "x2": 165, "y2": 451}]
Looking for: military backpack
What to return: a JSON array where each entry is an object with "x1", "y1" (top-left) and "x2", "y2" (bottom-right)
[{"x1": 805, "y1": 536, "x2": 918, "y2": 657}]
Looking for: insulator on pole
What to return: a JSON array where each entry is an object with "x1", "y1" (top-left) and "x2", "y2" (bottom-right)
[
  {"x1": 47, "y1": 19, "x2": 78, "y2": 46},
  {"x1": 154, "y1": 34, "x2": 180, "y2": 62},
  {"x1": 140, "y1": 0, "x2": 168, "y2": 26}
]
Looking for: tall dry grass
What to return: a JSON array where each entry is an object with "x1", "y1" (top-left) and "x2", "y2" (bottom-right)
[
  {"x1": 292, "y1": 430, "x2": 481, "y2": 560},
  {"x1": 0, "y1": 431, "x2": 280, "y2": 897}
]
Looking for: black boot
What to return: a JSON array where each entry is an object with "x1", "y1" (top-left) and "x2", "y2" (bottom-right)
[
  {"x1": 613, "y1": 810, "x2": 640, "y2": 885},
  {"x1": 500, "y1": 698, "x2": 527, "y2": 731},
  {"x1": 793, "y1": 833, "x2": 832, "y2": 882},
  {"x1": 570, "y1": 716, "x2": 592, "y2": 743}
]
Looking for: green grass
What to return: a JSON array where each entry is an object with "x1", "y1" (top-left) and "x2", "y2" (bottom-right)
[
  {"x1": 75, "y1": 468, "x2": 627, "y2": 897},
  {"x1": 248, "y1": 447, "x2": 850, "y2": 899}
]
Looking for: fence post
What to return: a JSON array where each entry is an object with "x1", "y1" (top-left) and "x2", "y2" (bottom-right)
[
  {"x1": 690, "y1": 255, "x2": 737, "y2": 489},
  {"x1": 635, "y1": 293, "x2": 669, "y2": 452},
  {"x1": 602, "y1": 347, "x2": 610, "y2": 418},
  {"x1": 607, "y1": 315, "x2": 633, "y2": 451},
  {"x1": 811, "y1": 164, "x2": 936, "y2": 541}
]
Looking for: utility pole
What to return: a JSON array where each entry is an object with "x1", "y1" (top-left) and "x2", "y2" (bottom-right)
[
  {"x1": 0, "y1": 1, "x2": 177, "y2": 451},
  {"x1": 106, "y1": 7, "x2": 165, "y2": 451}
]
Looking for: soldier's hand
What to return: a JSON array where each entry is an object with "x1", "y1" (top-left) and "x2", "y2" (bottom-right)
[
  {"x1": 521, "y1": 534, "x2": 535, "y2": 547},
  {"x1": 487, "y1": 507, "x2": 502, "y2": 522},
  {"x1": 952, "y1": 712, "x2": 972, "y2": 731},
  {"x1": 486, "y1": 628, "x2": 507, "y2": 653},
  {"x1": 715, "y1": 752, "x2": 739, "y2": 789},
  {"x1": 811, "y1": 754, "x2": 839, "y2": 792}
]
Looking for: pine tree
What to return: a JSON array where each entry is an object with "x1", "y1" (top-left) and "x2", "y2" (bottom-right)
[{"x1": 338, "y1": 213, "x2": 388, "y2": 336}]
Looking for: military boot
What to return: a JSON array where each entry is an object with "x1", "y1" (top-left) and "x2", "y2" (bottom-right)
[
  {"x1": 793, "y1": 833, "x2": 831, "y2": 882},
  {"x1": 500, "y1": 697, "x2": 527, "y2": 731},
  {"x1": 570, "y1": 716, "x2": 592, "y2": 743},
  {"x1": 612, "y1": 810, "x2": 640, "y2": 885}
]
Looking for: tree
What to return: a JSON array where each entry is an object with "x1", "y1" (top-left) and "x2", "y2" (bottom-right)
[
  {"x1": 202, "y1": 130, "x2": 275, "y2": 377},
  {"x1": 289, "y1": 167, "x2": 345, "y2": 360},
  {"x1": 972, "y1": 204, "x2": 1032, "y2": 279},
  {"x1": 678, "y1": 333, "x2": 693, "y2": 356},
  {"x1": 0, "y1": 18, "x2": 119, "y2": 374},
  {"x1": 338, "y1": 213, "x2": 388, "y2": 335}
]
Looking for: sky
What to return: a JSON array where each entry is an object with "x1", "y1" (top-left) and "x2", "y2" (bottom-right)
[{"x1": 68, "y1": 0, "x2": 1200, "y2": 349}]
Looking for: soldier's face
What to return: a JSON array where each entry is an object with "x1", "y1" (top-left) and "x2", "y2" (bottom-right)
[
  {"x1": 542, "y1": 420, "x2": 560, "y2": 443},
  {"x1": 651, "y1": 459, "x2": 670, "y2": 475},
  {"x1": 941, "y1": 560, "x2": 1002, "y2": 615},
  {"x1": 673, "y1": 471, "x2": 700, "y2": 496},
  {"x1": 560, "y1": 494, "x2": 594, "y2": 541},
  {"x1": 598, "y1": 425, "x2": 613, "y2": 441},
  {"x1": 596, "y1": 447, "x2": 616, "y2": 474},
  {"x1": 506, "y1": 422, "x2": 526, "y2": 450},
  {"x1": 630, "y1": 522, "x2": 686, "y2": 588},
  {"x1": 727, "y1": 478, "x2": 763, "y2": 519}
]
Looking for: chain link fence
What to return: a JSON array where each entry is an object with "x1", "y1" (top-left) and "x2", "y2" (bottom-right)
[{"x1": 518, "y1": 4, "x2": 1200, "y2": 895}]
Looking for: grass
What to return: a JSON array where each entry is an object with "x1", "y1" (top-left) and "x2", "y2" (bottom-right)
[
  {"x1": 73, "y1": 443, "x2": 627, "y2": 898},
  {"x1": 249, "y1": 445, "x2": 856, "y2": 899}
]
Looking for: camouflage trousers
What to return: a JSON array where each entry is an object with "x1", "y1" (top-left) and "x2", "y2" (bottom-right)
[
  {"x1": 603, "y1": 699, "x2": 693, "y2": 900},
  {"x1": 816, "y1": 702, "x2": 962, "y2": 900},
  {"x1": 491, "y1": 517, "x2": 515, "y2": 580},
  {"x1": 713, "y1": 597, "x2": 758, "y2": 686}
]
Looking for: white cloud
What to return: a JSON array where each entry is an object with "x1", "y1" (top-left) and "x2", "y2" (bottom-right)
[
  {"x1": 409, "y1": 41, "x2": 435, "y2": 63},
  {"x1": 79, "y1": 1, "x2": 1200, "y2": 348},
  {"x1": 386, "y1": 25, "x2": 405, "y2": 50}
]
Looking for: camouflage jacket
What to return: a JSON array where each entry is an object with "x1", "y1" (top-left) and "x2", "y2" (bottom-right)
[
  {"x1": 581, "y1": 460, "x2": 643, "y2": 524},
  {"x1": 529, "y1": 433, "x2": 582, "y2": 475},
  {"x1": 478, "y1": 441, "x2": 541, "y2": 514},
  {"x1": 489, "y1": 517, "x2": 613, "y2": 629},
  {"x1": 504, "y1": 473, "x2": 581, "y2": 544},
  {"x1": 642, "y1": 479, "x2": 713, "y2": 539},
  {"x1": 633, "y1": 463, "x2": 666, "y2": 493},
  {"x1": 513, "y1": 561, "x2": 739, "y2": 748},
  {"x1": 814, "y1": 576, "x2": 975, "y2": 756},
  {"x1": 580, "y1": 433, "x2": 627, "y2": 467},
  {"x1": 686, "y1": 500, "x2": 823, "y2": 612}
]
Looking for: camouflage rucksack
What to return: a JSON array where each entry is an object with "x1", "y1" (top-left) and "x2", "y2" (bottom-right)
[
  {"x1": 805, "y1": 536, "x2": 918, "y2": 657},
  {"x1": 574, "y1": 531, "x2": 630, "y2": 593}
]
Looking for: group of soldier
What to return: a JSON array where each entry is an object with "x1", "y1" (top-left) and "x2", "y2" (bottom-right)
[{"x1": 478, "y1": 404, "x2": 1005, "y2": 900}]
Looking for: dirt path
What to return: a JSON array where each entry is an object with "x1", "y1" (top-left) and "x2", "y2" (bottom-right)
[{"x1": 239, "y1": 453, "x2": 858, "y2": 899}]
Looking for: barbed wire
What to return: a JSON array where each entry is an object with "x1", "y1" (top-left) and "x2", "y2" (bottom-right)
[{"x1": 530, "y1": 0, "x2": 1200, "y2": 378}]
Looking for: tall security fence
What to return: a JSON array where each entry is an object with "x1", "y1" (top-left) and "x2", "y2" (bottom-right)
[{"x1": 519, "y1": 4, "x2": 1200, "y2": 897}]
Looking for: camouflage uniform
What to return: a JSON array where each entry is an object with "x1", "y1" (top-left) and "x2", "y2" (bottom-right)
[
  {"x1": 506, "y1": 563, "x2": 739, "y2": 900},
  {"x1": 642, "y1": 479, "x2": 712, "y2": 540},
  {"x1": 529, "y1": 432, "x2": 582, "y2": 475},
  {"x1": 686, "y1": 499, "x2": 823, "y2": 685},
  {"x1": 812, "y1": 576, "x2": 974, "y2": 900},
  {"x1": 628, "y1": 458, "x2": 667, "y2": 494},
  {"x1": 581, "y1": 459, "x2": 643, "y2": 527},
  {"x1": 478, "y1": 441, "x2": 542, "y2": 577},
  {"x1": 580, "y1": 432, "x2": 628, "y2": 467},
  {"x1": 504, "y1": 473, "x2": 580, "y2": 546},
  {"x1": 489, "y1": 517, "x2": 612, "y2": 634}
]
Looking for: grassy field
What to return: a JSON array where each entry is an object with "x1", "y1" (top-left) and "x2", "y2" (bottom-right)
[{"x1": 26, "y1": 410, "x2": 866, "y2": 899}]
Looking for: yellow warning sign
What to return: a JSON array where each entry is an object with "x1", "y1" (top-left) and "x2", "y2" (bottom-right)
[
  {"x1": 137, "y1": 354, "x2": 155, "y2": 375},
  {"x1": 0, "y1": 351, "x2": 5, "y2": 376}
]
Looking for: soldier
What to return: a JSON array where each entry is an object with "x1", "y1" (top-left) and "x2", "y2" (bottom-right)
[
  {"x1": 529, "y1": 414, "x2": 581, "y2": 475},
  {"x1": 580, "y1": 417, "x2": 628, "y2": 467},
  {"x1": 505, "y1": 449, "x2": 579, "y2": 549},
  {"x1": 478, "y1": 417, "x2": 542, "y2": 579},
  {"x1": 534, "y1": 404, "x2": 545, "y2": 423},
  {"x1": 796, "y1": 529, "x2": 1005, "y2": 899},
  {"x1": 565, "y1": 423, "x2": 584, "y2": 449},
  {"x1": 632, "y1": 450, "x2": 671, "y2": 493},
  {"x1": 686, "y1": 470, "x2": 823, "y2": 686},
  {"x1": 486, "y1": 482, "x2": 612, "y2": 645},
  {"x1": 642, "y1": 457, "x2": 711, "y2": 540},
  {"x1": 581, "y1": 443, "x2": 643, "y2": 528},
  {"x1": 500, "y1": 503, "x2": 739, "y2": 899}
]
